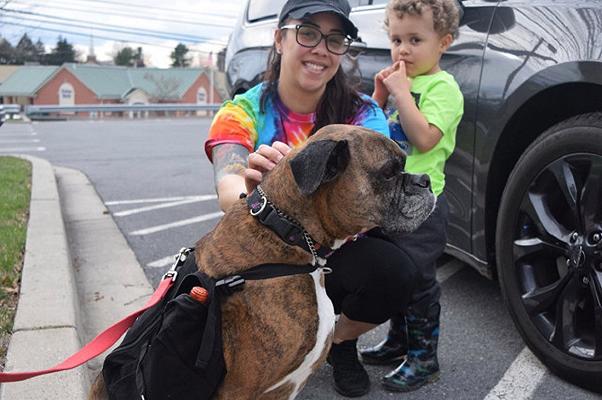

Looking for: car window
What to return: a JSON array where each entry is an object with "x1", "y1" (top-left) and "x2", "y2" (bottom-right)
[
  {"x1": 348, "y1": 0, "x2": 364, "y2": 7},
  {"x1": 247, "y1": 0, "x2": 286, "y2": 22},
  {"x1": 247, "y1": 0, "x2": 364, "y2": 22}
]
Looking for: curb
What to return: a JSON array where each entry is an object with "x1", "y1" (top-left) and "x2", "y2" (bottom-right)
[
  {"x1": 1, "y1": 155, "x2": 88, "y2": 399},
  {"x1": 56, "y1": 166, "x2": 153, "y2": 373}
]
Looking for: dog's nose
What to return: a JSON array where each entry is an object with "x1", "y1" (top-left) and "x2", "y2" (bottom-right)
[{"x1": 407, "y1": 173, "x2": 431, "y2": 189}]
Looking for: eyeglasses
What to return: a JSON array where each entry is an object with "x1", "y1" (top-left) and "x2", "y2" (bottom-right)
[{"x1": 280, "y1": 24, "x2": 353, "y2": 55}]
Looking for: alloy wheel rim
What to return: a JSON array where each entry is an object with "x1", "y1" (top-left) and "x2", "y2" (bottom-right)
[{"x1": 512, "y1": 153, "x2": 602, "y2": 361}]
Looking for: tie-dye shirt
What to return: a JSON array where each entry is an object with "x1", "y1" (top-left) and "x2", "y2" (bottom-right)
[{"x1": 205, "y1": 83, "x2": 388, "y2": 160}]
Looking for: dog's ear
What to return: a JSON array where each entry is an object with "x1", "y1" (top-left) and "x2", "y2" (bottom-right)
[{"x1": 289, "y1": 139, "x2": 350, "y2": 196}]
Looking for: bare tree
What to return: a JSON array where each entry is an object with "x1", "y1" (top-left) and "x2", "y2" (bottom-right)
[{"x1": 143, "y1": 72, "x2": 181, "y2": 102}]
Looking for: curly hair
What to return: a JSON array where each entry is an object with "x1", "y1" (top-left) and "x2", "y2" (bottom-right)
[{"x1": 385, "y1": 0, "x2": 460, "y2": 39}]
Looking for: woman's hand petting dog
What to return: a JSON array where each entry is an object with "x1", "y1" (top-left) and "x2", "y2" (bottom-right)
[{"x1": 245, "y1": 141, "x2": 291, "y2": 194}]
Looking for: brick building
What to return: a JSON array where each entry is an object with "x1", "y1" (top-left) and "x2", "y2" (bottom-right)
[{"x1": 0, "y1": 63, "x2": 225, "y2": 114}]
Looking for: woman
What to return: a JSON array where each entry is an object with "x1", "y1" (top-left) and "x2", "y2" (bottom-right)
[{"x1": 205, "y1": 0, "x2": 417, "y2": 397}]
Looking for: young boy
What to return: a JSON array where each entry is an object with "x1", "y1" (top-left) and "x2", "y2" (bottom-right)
[{"x1": 360, "y1": 0, "x2": 464, "y2": 393}]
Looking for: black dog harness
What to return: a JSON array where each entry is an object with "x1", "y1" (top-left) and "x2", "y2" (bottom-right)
[{"x1": 245, "y1": 185, "x2": 334, "y2": 266}]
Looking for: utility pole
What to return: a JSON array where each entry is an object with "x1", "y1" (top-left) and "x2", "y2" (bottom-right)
[{"x1": 209, "y1": 51, "x2": 214, "y2": 104}]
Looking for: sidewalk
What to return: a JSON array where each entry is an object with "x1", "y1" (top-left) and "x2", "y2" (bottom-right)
[{"x1": 0, "y1": 155, "x2": 153, "y2": 399}]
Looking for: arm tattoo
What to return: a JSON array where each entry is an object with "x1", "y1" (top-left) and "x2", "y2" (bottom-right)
[{"x1": 212, "y1": 144, "x2": 249, "y2": 183}]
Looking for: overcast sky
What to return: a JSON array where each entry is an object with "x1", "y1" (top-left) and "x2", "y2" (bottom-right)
[{"x1": 1, "y1": 0, "x2": 245, "y2": 67}]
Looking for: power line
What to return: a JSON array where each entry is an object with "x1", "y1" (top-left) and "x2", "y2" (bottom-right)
[
  {"x1": 0, "y1": 21, "x2": 224, "y2": 54},
  {"x1": 3, "y1": 9, "x2": 227, "y2": 43},
  {"x1": 36, "y1": 0, "x2": 239, "y2": 20},
  {"x1": 8, "y1": 1, "x2": 237, "y2": 28},
  {"x1": 1, "y1": 14, "x2": 226, "y2": 45}
]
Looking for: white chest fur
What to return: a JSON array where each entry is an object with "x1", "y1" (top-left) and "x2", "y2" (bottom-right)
[{"x1": 264, "y1": 269, "x2": 336, "y2": 399}]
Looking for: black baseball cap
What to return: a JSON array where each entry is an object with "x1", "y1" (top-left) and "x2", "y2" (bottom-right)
[{"x1": 278, "y1": 0, "x2": 359, "y2": 39}]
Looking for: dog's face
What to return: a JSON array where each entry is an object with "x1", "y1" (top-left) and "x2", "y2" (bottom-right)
[{"x1": 284, "y1": 124, "x2": 436, "y2": 236}]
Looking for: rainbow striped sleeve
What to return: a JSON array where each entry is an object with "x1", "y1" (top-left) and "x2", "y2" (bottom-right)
[{"x1": 205, "y1": 91, "x2": 260, "y2": 161}]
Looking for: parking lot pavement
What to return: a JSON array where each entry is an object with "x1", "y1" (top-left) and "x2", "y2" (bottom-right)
[{"x1": 0, "y1": 123, "x2": 45, "y2": 154}]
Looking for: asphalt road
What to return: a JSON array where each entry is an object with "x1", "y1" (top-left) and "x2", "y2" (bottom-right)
[{"x1": 0, "y1": 119, "x2": 598, "y2": 400}]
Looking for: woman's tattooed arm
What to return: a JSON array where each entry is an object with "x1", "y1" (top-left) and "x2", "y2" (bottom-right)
[
  {"x1": 212, "y1": 143, "x2": 249, "y2": 182},
  {"x1": 211, "y1": 144, "x2": 250, "y2": 211}
]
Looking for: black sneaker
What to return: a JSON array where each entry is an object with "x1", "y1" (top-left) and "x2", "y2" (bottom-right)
[{"x1": 327, "y1": 339, "x2": 370, "y2": 397}]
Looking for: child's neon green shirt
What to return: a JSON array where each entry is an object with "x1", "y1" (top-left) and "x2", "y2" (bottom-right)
[{"x1": 387, "y1": 70, "x2": 464, "y2": 196}]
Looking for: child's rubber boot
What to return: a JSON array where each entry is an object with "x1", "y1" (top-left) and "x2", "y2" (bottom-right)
[
  {"x1": 360, "y1": 313, "x2": 407, "y2": 365},
  {"x1": 382, "y1": 304, "x2": 441, "y2": 392}
]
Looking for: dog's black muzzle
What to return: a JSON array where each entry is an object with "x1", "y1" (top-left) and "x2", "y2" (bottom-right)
[{"x1": 402, "y1": 172, "x2": 432, "y2": 193}]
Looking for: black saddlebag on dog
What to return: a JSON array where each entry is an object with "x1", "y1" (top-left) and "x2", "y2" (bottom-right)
[
  {"x1": 101, "y1": 247, "x2": 317, "y2": 400},
  {"x1": 101, "y1": 251, "x2": 226, "y2": 400}
]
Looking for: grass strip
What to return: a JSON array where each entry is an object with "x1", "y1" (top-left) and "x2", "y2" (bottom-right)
[{"x1": 0, "y1": 156, "x2": 31, "y2": 365}]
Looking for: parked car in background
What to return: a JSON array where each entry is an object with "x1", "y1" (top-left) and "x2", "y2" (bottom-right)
[{"x1": 225, "y1": 0, "x2": 602, "y2": 392}]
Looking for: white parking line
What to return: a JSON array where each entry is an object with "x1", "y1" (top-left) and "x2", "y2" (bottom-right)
[
  {"x1": 0, "y1": 147, "x2": 46, "y2": 152},
  {"x1": 0, "y1": 139, "x2": 40, "y2": 144},
  {"x1": 436, "y1": 259, "x2": 465, "y2": 283},
  {"x1": 0, "y1": 131, "x2": 37, "y2": 136},
  {"x1": 484, "y1": 346, "x2": 547, "y2": 400},
  {"x1": 129, "y1": 211, "x2": 224, "y2": 236},
  {"x1": 106, "y1": 194, "x2": 216, "y2": 205},
  {"x1": 147, "y1": 255, "x2": 176, "y2": 268},
  {"x1": 147, "y1": 244, "x2": 471, "y2": 274},
  {"x1": 113, "y1": 197, "x2": 211, "y2": 217}
]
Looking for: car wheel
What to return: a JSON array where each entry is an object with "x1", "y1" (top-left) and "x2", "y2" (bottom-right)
[{"x1": 496, "y1": 112, "x2": 602, "y2": 392}]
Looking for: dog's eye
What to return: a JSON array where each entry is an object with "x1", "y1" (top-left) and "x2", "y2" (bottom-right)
[{"x1": 381, "y1": 159, "x2": 401, "y2": 180}]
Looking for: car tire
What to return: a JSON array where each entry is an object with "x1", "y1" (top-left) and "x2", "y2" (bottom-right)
[{"x1": 496, "y1": 112, "x2": 602, "y2": 393}]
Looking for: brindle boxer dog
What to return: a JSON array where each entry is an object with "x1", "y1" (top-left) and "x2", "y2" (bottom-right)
[{"x1": 89, "y1": 124, "x2": 435, "y2": 400}]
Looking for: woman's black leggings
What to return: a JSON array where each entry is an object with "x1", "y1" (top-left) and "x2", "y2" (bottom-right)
[{"x1": 325, "y1": 195, "x2": 449, "y2": 323}]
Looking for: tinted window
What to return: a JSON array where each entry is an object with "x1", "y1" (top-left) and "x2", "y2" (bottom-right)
[{"x1": 348, "y1": 0, "x2": 363, "y2": 7}]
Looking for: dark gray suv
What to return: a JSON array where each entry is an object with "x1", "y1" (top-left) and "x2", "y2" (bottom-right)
[{"x1": 225, "y1": 0, "x2": 602, "y2": 392}]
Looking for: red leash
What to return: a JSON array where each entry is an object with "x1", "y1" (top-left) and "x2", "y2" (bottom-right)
[{"x1": 0, "y1": 275, "x2": 175, "y2": 383}]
